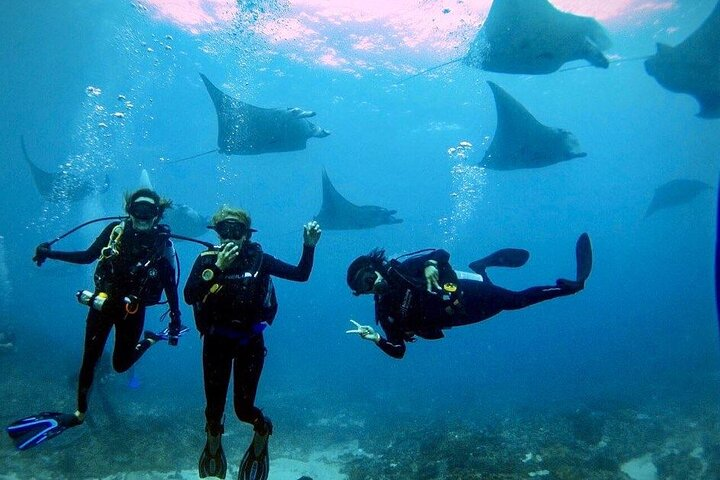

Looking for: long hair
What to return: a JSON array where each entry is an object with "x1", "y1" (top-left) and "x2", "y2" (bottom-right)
[
  {"x1": 124, "y1": 188, "x2": 172, "y2": 219},
  {"x1": 346, "y1": 248, "x2": 388, "y2": 290}
]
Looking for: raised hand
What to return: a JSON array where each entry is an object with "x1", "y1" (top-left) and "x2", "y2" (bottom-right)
[
  {"x1": 346, "y1": 319, "x2": 380, "y2": 343},
  {"x1": 215, "y1": 241, "x2": 240, "y2": 271},
  {"x1": 303, "y1": 221, "x2": 322, "y2": 247}
]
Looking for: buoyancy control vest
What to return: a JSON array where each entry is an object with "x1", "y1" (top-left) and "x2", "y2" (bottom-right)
[
  {"x1": 384, "y1": 250, "x2": 464, "y2": 331},
  {"x1": 94, "y1": 221, "x2": 176, "y2": 306},
  {"x1": 194, "y1": 242, "x2": 278, "y2": 333}
]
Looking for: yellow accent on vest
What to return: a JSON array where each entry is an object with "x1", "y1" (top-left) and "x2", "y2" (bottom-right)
[{"x1": 100, "y1": 223, "x2": 124, "y2": 260}]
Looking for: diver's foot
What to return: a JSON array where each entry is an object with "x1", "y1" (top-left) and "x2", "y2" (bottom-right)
[
  {"x1": 143, "y1": 330, "x2": 163, "y2": 344},
  {"x1": 72, "y1": 411, "x2": 86, "y2": 425},
  {"x1": 198, "y1": 435, "x2": 227, "y2": 479},
  {"x1": 556, "y1": 278, "x2": 584, "y2": 293},
  {"x1": 143, "y1": 326, "x2": 190, "y2": 344}
]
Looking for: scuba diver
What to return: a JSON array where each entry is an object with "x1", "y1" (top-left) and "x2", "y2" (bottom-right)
[
  {"x1": 6, "y1": 188, "x2": 187, "y2": 450},
  {"x1": 184, "y1": 205, "x2": 321, "y2": 480},
  {"x1": 346, "y1": 233, "x2": 592, "y2": 359}
]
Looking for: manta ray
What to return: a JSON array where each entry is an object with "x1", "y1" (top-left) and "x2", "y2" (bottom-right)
[
  {"x1": 137, "y1": 169, "x2": 209, "y2": 238},
  {"x1": 21, "y1": 136, "x2": 109, "y2": 202},
  {"x1": 314, "y1": 169, "x2": 402, "y2": 230},
  {"x1": 480, "y1": 81, "x2": 586, "y2": 170},
  {"x1": 200, "y1": 73, "x2": 330, "y2": 156},
  {"x1": 644, "y1": 1, "x2": 720, "y2": 119},
  {"x1": 464, "y1": 0, "x2": 612, "y2": 75},
  {"x1": 645, "y1": 179, "x2": 712, "y2": 218},
  {"x1": 164, "y1": 204, "x2": 210, "y2": 238}
]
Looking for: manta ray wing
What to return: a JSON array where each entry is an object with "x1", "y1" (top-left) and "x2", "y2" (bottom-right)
[
  {"x1": 481, "y1": 82, "x2": 586, "y2": 170},
  {"x1": 644, "y1": 1, "x2": 720, "y2": 118},
  {"x1": 314, "y1": 169, "x2": 402, "y2": 230},
  {"x1": 200, "y1": 73, "x2": 329, "y2": 155},
  {"x1": 465, "y1": 0, "x2": 611, "y2": 74}
]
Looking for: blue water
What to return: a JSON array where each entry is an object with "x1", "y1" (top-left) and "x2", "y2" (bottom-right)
[{"x1": 1, "y1": 1, "x2": 719, "y2": 478}]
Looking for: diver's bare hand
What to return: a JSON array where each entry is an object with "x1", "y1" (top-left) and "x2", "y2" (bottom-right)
[
  {"x1": 346, "y1": 319, "x2": 380, "y2": 343},
  {"x1": 216, "y1": 242, "x2": 240, "y2": 271},
  {"x1": 424, "y1": 264, "x2": 441, "y2": 292},
  {"x1": 303, "y1": 221, "x2": 322, "y2": 247}
]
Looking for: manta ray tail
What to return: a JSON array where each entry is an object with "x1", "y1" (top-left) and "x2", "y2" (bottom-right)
[
  {"x1": 397, "y1": 58, "x2": 463, "y2": 84},
  {"x1": 166, "y1": 148, "x2": 219, "y2": 165}
]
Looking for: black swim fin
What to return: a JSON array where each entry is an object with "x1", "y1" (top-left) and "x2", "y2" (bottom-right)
[
  {"x1": 6, "y1": 412, "x2": 82, "y2": 451},
  {"x1": 239, "y1": 431, "x2": 270, "y2": 480},
  {"x1": 556, "y1": 233, "x2": 593, "y2": 292},
  {"x1": 575, "y1": 233, "x2": 592, "y2": 284},
  {"x1": 198, "y1": 436, "x2": 227, "y2": 479},
  {"x1": 469, "y1": 248, "x2": 530, "y2": 275}
]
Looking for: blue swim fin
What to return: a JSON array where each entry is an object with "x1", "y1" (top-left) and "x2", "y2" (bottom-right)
[
  {"x1": 143, "y1": 325, "x2": 190, "y2": 342},
  {"x1": 6, "y1": 412, "x2": 82, "y2": 451},
  {"x1": 239, "y1": 431, "x2": 270, "y2": 480},
  {"x1": 127, "y1": 367, "x2": 141, "y2": 390}
]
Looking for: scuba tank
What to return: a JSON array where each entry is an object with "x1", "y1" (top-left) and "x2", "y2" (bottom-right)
[{"x1": 76, "y1": 290, "x2": 108, "y2": 311}]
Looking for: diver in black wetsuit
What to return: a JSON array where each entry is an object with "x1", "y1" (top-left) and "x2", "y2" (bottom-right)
[
  {"x1": 346, "y1": 234, "x2": 592, "y2": 359},
  {"x1": 184, "y1": 205, "x2": 321, "y2": 480},
  {"x1": 26, "y1": 189, "x2": 183, "y2": 432}
]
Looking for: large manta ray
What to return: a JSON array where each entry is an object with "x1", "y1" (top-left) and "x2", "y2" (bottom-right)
[
  {"x1": 200, "y1": 73, "x2": 330, "y2": 155},
  {"x1": 645, "y1": 179, "x2": 712, "y2": 218},
  {"x1": 480, "y1": 82, "x2": 586, "y2": 170},
  {"x1": 644, "y1": 1, "x2": 720, "y2": 119},
  {"x1": 137, "y1": 169, "x2": 209, "y2": 238},
  {"x1": 464, "y1": 0, "x2": 612, "y2": 74},
  {"x1": 21, "y1": 136, "x2": 109, "y2": 202},
  {"x1": 164, "y1": 204, "x2": 210, "y2": 238},
  {"x1": 314, "y1": 169, "x2": 402, "y2": 230}
]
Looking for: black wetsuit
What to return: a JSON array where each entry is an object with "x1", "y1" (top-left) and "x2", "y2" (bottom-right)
[
  {"x1": 184, "y1": 242, "x2": 315, "y2": 436},
  {"x1": 44, "y1": 221, "x2": 180, "y2": 412},
  {"x1": 374, "y1": 249, "x2": 576, "y2": 359}
]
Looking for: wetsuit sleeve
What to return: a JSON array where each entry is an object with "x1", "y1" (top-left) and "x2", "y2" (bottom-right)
[
  {"x1": 373, "y1": 300, "x2": 406, "y2": 359},
  {"x1": 183, "y1": 252, "x2": 219, "y2": 305},
  {"x1": 46, "y1": 222, "x2": 117, "y2": 264},
  {"x1": 376, "y1": 321, "x2": 407, "y2": 359},
  {"x1": 263, "y1": 245, "x2": 315, "y2": 281},
  {"x1": 159, "y1": 246, "x2": 180, "y2": 314}
]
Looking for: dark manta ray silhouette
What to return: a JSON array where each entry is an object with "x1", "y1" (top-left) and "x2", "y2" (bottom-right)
[
  {"x1": 465, "y1": 0, "x2": 612, "y2": 74},
  {"x1": 21, "y1": 136, "x2": 109, "y2": 202},
  {"x1": 644, "y1": 1, "x2": 720, "y2": 119},
  {"x1": 137, "y1": 169, "x2": 209, "y2": 238},
  {"x1": 314, "y1": 169, "x2": 402, "y2": 230},
  {"x1": 480, "y1": 82, "x2": 586, "y2": 170},
  {"x1": 199, "y1": 73, "x2": 330, "y2": 156},
  {"x1": 164, "y1": 204, "x2": 210, "y2": 238},
  {"x1": 645, "y1": 179, "x2": 712, "y2": 218},
  {"x1": 403, "y1": 0, "x2": 611, "y2": 81}
]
